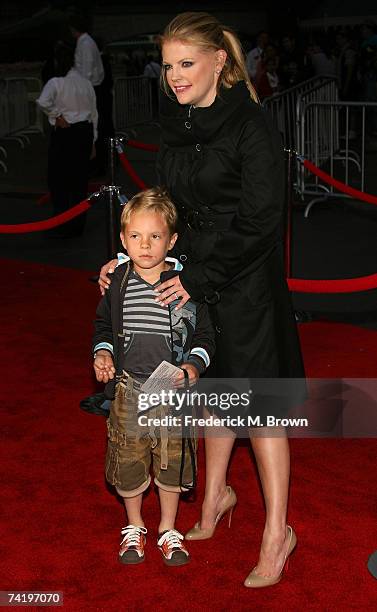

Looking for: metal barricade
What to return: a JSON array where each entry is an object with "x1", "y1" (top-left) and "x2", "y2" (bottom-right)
[
  {"x1": 6, "y1": 78, "x2": 29, "y2": 135},
  {"x1": 0, "y1": 79, "x2": 10, "y2": 138},
  {"x1": 297, "y1": 100, "x2": 377, "y2": 215},
  {"x1": 0, "y1": 79, "x2": 9, "y2": 172},
  {"x1": 296, "y1": 80, "x2": 340, "y2": 197},
  {"x1": 22, "y1": 76, "x2": 44, "y2": 134},
  {"x1": 262, "y1": 76, "x2": 337, "y2": 150},
  {"x1": 113, "y1": 76, "x2": 153, "y2": 130}
]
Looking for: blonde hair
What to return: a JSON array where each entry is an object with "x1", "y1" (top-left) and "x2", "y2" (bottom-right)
[
  {"x1": 158, "y1": 11, "x2": 259, "y2": 103},
  {"x1": 120, "y1": 187, "x2": 177, "y2": 235}
]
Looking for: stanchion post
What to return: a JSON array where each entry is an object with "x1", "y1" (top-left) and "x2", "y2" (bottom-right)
[
  {"x1": 106, "y1": 137, "x2": 119, "y2": 259},
  {"x1": 284, "y1": 148, "x2": 294, "y2": 278}
]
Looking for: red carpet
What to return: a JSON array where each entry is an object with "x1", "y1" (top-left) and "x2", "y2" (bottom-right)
[{"x1": 2, "y1": 259, "x2": 377, "y2": 610}]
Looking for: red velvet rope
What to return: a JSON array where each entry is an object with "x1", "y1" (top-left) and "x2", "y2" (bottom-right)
[
  {"x1": 303, "y1": 158, "x2": 377, "y2": 205},
  {"x1": 117, "y1": 150, "x2": 148, "y2": 190},
  {"x1": 37, "y1": 183, "x2": 103, "y2": 206},
  {"x1": 126, "y1": 139, "x2": 159, "y2": 152},
  {"x1": 287, "y1": 273, "x2": 377, "y2": 293},
  {"x1": 0, "y1": 199, "x2": 91, "y2": 233}
]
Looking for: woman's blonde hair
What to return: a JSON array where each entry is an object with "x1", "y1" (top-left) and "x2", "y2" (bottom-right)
[
  {"x1": 120, "y1": 187, "x2": 177, "y2": 235},
  {"x1": 158, "y1": 11, "x2": 259, "y2": 103}
]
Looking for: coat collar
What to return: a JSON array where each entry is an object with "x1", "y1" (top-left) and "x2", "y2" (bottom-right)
[{"x1": 159, "y1": 81, "x2": 253, "y2": 145}]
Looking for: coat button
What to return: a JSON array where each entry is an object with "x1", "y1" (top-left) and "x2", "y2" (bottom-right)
[
  {"x1": 180, "y1": 254, "x2": 188, "y2": 262},
  {"x1": 185, "y1": 121, "x2": 191, "y2": 129},
  {"x1": 195, "y1": 143, "x2": 201, "y2": 152}
]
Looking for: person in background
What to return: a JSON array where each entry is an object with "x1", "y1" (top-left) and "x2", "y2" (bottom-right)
[
  {"x1": 278, "y1": 32, "x2": 306, "y2": 89},
  {"x1": 305, "y1": 38, "x2": 337, "y2": 78},
  {"x1": 36, "y1": 41, "x2": 97, "y2": 237},
  {"x1": 93, "y1": 37, "x2": 115, "y2": 175},
  {"x1": 257, "y1": 56, "x2": 280, "y2": 100},
  {"x1": 68, "y1": 14, "x2": 108, "y2": 176},
  {"x1": 246, "y1": 30, "x2": 270, "y2": 83}
]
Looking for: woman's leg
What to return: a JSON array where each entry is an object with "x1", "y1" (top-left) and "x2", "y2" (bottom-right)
[
  {"x1": 249, "y1": 431, "x2": 292, "y2": 576},
  {"x1": 199, "y1": 409, "x2": 236, "y2": 529}
]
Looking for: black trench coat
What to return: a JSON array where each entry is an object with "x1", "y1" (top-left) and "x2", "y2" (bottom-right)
[{"x1": 157, "y1": 81, "x2": 305, "y2": 386}]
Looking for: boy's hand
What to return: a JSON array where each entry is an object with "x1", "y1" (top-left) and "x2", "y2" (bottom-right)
[
  {"x1": 94, "y1": 351, "x2": 115, "y2": 383},
  {"x1": 174, "y1": 363, "x2": 199, "y2": 388},
  {"x1": 98, "y1": 259, "x2": 118, "y2": 295}
]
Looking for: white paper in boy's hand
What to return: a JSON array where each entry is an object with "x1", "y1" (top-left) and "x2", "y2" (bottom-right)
[{"x1": 140, "y1": 360, "x2": 181, "y2": 395}]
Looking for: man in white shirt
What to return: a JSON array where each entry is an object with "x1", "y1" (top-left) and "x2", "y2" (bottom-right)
[
  {"x1": 68, "y1": 14, "x2": 104, "y2": 87},
  {"x1": 36, "y1": 42, "x2": 98, "y2": 237},
  {"x1": 69, "y1": 14, "x2": 111, "y2": 176}
]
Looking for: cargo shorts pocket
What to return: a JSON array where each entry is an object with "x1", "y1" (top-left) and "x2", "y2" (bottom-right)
[{"x1": 105, "y1": 420, "x2": 127, "y2": 487}]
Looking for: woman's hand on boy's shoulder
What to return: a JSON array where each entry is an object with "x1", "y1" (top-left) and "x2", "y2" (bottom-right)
[
  {"x1": 98, "y1": 258, "x2": 118, "y2": 295},
  {"x1": 154, "y1": 275, "x2": 190, "y2": 310}
]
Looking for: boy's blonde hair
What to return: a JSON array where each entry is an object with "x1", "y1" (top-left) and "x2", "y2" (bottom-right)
[
  {"x1": 158, "y1": 11, "x2": 259, "y2": 104},
  {"x1": 120, "y1": 187, "x2": 178, "y2": 235}
]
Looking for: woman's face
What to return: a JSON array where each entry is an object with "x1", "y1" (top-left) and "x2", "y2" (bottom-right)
[{"x1": 162, "y1": 39, "x2": 225, "y2": 107}]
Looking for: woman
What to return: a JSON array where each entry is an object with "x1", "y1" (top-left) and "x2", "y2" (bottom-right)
[{"x1": 100, "y1": 12, "x2": 304, "y2": 587}]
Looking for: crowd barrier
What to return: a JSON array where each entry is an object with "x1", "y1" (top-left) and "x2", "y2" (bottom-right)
[
  {"x1": 297, "y1": 100, "x2": 377, "y2": 214},
  {"x1": 262, "y1": 76, "x2": 338, "y2": 150},
  {"x1": 113, "y1": 76, "x2": 153, "y2": 130},
  {"x1": 0, "y1": 75, "x2": 44, "y2": 173}
]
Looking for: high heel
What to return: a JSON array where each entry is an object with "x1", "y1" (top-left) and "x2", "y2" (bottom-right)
[
  {"x1": 244, "y1": 525, "x2": 297, "y2": 588},
  {"x1": 185, "y1": 485, "x2": 237, "y2": 541}
]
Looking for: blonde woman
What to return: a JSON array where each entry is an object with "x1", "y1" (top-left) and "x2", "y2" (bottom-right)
[{"x1": 100, "y1": 12, "x2": 304, "y2": 587}]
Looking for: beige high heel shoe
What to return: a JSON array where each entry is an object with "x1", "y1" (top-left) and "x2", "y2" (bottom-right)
[
  {"x1": 244, "y1": 525, "x2": 297, "y2": 588},
  {"x1": 185, "y1": 486, "x2": 237, "y2": 541}
]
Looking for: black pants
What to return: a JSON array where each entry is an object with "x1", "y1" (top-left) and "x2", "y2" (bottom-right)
[
  {"x1": 93, "y1": 85, "x2": 114, "y2": 175},
  {"x1": 48, "y1": 122, "x2": 93, "y2": 236}
]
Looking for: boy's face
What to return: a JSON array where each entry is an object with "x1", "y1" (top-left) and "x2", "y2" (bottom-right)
[{"x1": 120, "y1": 210, "x2": 177, "y2": 277}]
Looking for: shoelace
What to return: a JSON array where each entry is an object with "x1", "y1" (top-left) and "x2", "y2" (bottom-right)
[
  {"x1": 157, "y1": 529, "x2": 184, "y2": 549},
  {"x1": 120, "y1": 525, "x2": 147, "y2": 549}
]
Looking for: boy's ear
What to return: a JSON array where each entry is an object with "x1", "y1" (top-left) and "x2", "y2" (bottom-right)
[
  {"x1": 168, "y1": 232, "x2": 178, "y2": 250},
  {"x1": 120, "y1": 231, "x2": 126, "y2": 249}
]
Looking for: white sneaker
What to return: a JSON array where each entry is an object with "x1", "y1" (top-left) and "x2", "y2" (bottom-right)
[
  {"x1": 119, "y1": 525, "x2": 147, "y2": 564},
  {"x1": 157, "y1": 529, "x2": 190, "y2": 566}
]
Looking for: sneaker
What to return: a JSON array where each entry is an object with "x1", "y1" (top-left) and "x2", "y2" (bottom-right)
[
  {"x1": 157, "y1": 529, "x2": 190, "y2": 566},
  {"x1": 119, "y1": 525, "x2": 147, "y2": 564}
]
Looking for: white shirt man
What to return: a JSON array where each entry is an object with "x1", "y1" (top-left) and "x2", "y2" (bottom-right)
[
  {"x1": 75, "y1": 32, "x2": 104, "y2": 87},
  {"x1": 36, "y1": 67, "x2": 98, "y2": 142}
]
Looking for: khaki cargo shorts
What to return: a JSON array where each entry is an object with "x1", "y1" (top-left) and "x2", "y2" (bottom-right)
[{"x1": 105, "y1": 373, "x2": 197, "y2": 498}]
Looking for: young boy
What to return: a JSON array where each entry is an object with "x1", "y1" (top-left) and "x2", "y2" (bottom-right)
[{"x1": 92, "y1": 187, "x2": 215, "y2": 566}]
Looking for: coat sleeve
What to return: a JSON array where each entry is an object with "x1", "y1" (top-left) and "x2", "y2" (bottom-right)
[
  {"x1": 179, "y1": 116, "x2": 285, "y2": 302},
  {"x1": 92, "y1": 289, "x2": 114, "y2": 355},
  {"x1": 186, "y1": 302, "x2": 216, "y2": 374}
]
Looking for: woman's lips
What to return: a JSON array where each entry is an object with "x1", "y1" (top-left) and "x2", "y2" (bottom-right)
[{"x1": 174, "y1": 85, "x2": 191, "y2": 94}]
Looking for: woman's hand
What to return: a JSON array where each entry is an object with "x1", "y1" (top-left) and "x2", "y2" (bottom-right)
[
  {"x1": 154, "y1": 275, "x2": 190, "y2": 310},
  {"x1": 98, "y1": 258, "x2": 118, "y2": 295}
]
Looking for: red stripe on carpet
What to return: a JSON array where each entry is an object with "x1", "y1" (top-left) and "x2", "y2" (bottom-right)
[{"x1": 2, "y1": 259, "x2": 377, "y2": 610}]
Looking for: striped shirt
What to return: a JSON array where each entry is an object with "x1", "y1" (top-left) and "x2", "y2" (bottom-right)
[{"x1": 122, "y1": 271, "x2": 172, "y2": 380}]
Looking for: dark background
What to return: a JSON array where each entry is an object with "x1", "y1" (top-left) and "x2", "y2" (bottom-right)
[{"x1": 1, "y1": 1, "x2": 376, "y2": 63}]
